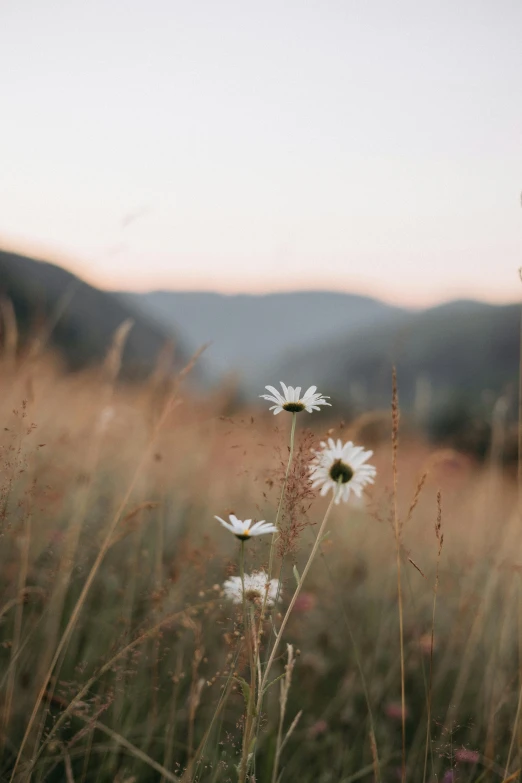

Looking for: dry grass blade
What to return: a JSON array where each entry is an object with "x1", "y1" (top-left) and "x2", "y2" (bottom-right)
[
  {"x1": 407, "y1": 557, "x2": 425, "y2": 577},
  {"x1": 0, "y1": 588, "x2": 45, "y2": 622},
  {"x1": 10, "y1": 343, "x2": 212, "y2": 779},
  {"x1": 391, "y1": 367, "x2": 406, "y2": 783},
  {"x1": 502, "y1": 771, "x2": 521, "y2": 783},
  {"x1": 423, "y1": 491, "x2": 443, "y2": 783},
  {"x1": 9, "y1": 392, "x2": 184, "y2": 780},
  {"x1": 2, "y1": 293, "x2": 520, "y2": 783},
  {"x1": 103, "y1": 319, "x2": 134, "y2": 381},
  {"x1": 63, "y1": 745, "x2": 76, "y2": 783},
  {"x1": 47, "y1": 693, "x2": 179, "y2": 782},
  {"x1": 85, "y1": 721, "x2": 179, "y2": 783},
  {"x1": 176, "y1": 343, "x2": 210, "y2": 384},
  {"x1": 3, "y1": 460, "x2": 33, "y2": 736},
  {"x1": 26, "y1": 279, "x2": 81, "y2": 361},
  {"x1": 279, "y1": 709, "x2": 302, "y2": 754},
  {"x1": 339, "y1": 756, "x2": 398, "y2": 783},
  {"x1": 109, "y1": 501, "x2": 161, "y2": 547},
  {"x1": 404, "y1": 471, "x2": 428, "y2": 528},
  {"x1": 272, "y1": 644, "x2": 297, "y2": 783},
  {"x1": 30, "y1": 603, "x2": 214, "y2": 773}
]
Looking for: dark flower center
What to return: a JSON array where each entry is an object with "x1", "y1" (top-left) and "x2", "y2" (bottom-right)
[
  {"x1": 245, "y1": 589, "x2": 261, "y2": 602},
  {"x1": 329, "y1": 459, "x2": 354, "y2": 484},
  {"x1": 282, "y1": 401, "x2": 305, "y2": 412},
  {"x1": 235, "y1": 532, "x2": 250, "y2": 541}
]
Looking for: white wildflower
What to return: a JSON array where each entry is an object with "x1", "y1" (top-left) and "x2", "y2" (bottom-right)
[
  {"x1": 215, "y1": 514, "x2": 277, "y2": 540},
  {"x1": 223, "y1": 570, "x2": 281, "y2": 606},
  {"x1": 260, "y1": 382, "x2": 331, "y2": 415},
  {"x1": 310, "y1": 438, "x2": 376, "y2": 505}
]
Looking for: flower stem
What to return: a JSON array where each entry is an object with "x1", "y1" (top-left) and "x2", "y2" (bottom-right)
[
  {"x1": 392, "y1": 368, "x2": 406, "y2": 783},
  {"x1": 274, "y1": 413, "x2": 297, "y2": 530},
  {"x1": 261, "y1": 413, "x2": 297, "y2": 624},
  {"x1": 249, "y1": 414, "x2": 297, "y2": 779},
  {"x1": 240, "y1": 540, "x2": 246, "y2": 634},
  {"x1": 238, "y1": 543, "x2": 256, "y2": 783},
  {"x1": 257, "y1": 488, "x2": 337, "y2": 713},
  {"x1": 243, "y1": 490, "x2": 338, "y2": 781},
  {"x1": 268, "y1": 413, "x2": 297, "y2": 568},
  {"x1": 239, "y1": 541, "x2": 254, "y2": 672}
]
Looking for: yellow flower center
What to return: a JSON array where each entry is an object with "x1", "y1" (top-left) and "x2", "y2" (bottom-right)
[{"x1": 282, "y1": 401, "x2": 305, "y2": 412}]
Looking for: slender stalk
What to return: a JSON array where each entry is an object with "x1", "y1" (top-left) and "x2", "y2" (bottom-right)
[
  {"x1": 315, "y1": 540, "x2": 381, "y2": 783},
  {"x1": 391, "y1": 368, "x2": 406, "y2": 783},
  {"x1": 238, "y1": 543, "x2": 256, "y2": 783},
  {"x1": 251, "y1": 410, "x2": 298, "y2": 766},
  {"x1": 257, "y1": 413, "x2": 297, "y2": 674},
  {"x1": 423, "y1": 574, "x2": 438, "y2": 783},
  {"x1": 239, "y1": 541, "x2": 255, "y2": 676},
  {"x1": 395, "y1": 546, "x2": 406, "y2": 780},
  {"x1": 272, "y1": 700, "x2": 286, "y2": 783},
  {"x1": 30, "y1": 604, "x2": 215, "y2": 780},
  {"x1": 265, "y1": 413, "x2": 297, "y2": 584},
  {"x1": 10, "y1": 392, "x2": 184, "y2": 782},
  {"x1": 239, "y1": 488, "x2": 338, "y2": 782},
  {"x1": 240, "y1": 541, "x2": 247, "y2": 642},
  {"x1": 505, "y1": 283, "x2": 522, "y2": 780},
  {"x1": 2, "y1": 407, "x2": 31, "y2": 741},
  {"x1": 238, "y1": 628, "x2": 256, "y2": 782},
  {"x1": 271, "y1": 644, "x2": 295, "y2": 783},
  {"x1": 161, "y1": 652, "x2": 182, "y2": 783},
  {"x1": 258, "y1": 489, "x2": 337, "y2": 706},
  {"x1": 423, "y1": 492, "x2": 443, "y2": 783},
  {"x1": 188, "y1": 646, "x2": 242, "y2": 783}
]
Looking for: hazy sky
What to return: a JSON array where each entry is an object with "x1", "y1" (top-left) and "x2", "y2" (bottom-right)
[{"x1": 1, "y1": 0, "x2": 521, "y2": 306}]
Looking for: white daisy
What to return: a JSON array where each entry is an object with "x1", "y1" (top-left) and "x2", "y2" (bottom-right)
[
  {"x1": 223, "y1": 570, "x2": 281, "y2": 606},
  {"x1": 215, "y1": 514, "x2": 277, "y2": 540},
  {"x1": 260, "y1": 382, "x2": 331, "y2": 415},
  {"x1": 310, "y1": 438, "x2": 376, "y2": 505}
]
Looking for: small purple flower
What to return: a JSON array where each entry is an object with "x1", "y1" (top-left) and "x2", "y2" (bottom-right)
[{"x1": 455, "y1": 748, "x2": 480, "y2": 764}]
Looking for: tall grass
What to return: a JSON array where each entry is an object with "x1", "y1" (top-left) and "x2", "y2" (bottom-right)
[{"x1": 0, "y1": 346, "x2": 520, "y2": 782}]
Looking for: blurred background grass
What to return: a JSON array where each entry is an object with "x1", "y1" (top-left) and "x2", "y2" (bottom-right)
[{"x1": 0, "y1": 315, "x2": 520, "y2": 781}]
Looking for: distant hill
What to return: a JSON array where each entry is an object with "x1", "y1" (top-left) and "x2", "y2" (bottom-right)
[
  {"x1": 0, "y1": 250, "x2": 184, "y2": 376},
  {"x1": 269, "y1": 299, "x2": 520, "y2": 416},
  {"x1": 124, "y1": 290, "x2": 520, "y2": 416},
  {"x1": 2, "y1": 252, "x2": 518, "y2": 429},
  {"x1": 122, "y1": 290, "x2": 405, "y2": 390}
]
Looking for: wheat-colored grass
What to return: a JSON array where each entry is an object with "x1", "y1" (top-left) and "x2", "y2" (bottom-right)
[{"x1": 0, "y1": 350, "x2": 520, "y2": 782}]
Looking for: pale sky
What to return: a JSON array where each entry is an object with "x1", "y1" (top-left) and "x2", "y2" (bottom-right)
[{"x1": 0, "y1": 0, "x2": 521, "y2": 306}]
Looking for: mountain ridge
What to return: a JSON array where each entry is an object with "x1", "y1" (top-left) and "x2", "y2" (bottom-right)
[
  {"x1": 0, "y1": 250, "x2": 185, "y2": 376},
  {"x1": 121, "y1": 288, "x2": 407, "y2": 389},
  {"x1": 1, "y1": 250, "x2": 518, "y2": 423},
  {"x1": 124, "y1": 287, "x2": 519, "y2": 418}
]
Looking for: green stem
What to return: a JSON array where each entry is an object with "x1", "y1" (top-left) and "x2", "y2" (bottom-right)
[
  {"x1": 274, "y1": 413, "x2": 297, "y2": 530},
  {"x1": 239, "y1": 542, "x2": 255, "y2": 673},
  {"x1": 240, "y1": 541, "x2": 246, "y2": 636},
  {"x1": 238, "y1": 544, "x2": 256, "y2": 783},
  {"x1": 261, "y1": 413, "x2": 297, "y2": 625},
  {"x1": 253, "y1": 413, "x2": 297, "y2": 747},
  {"x1": 247, "y1": 413, "x2": 297, "y2": 780},
  {"x1": 257, "y1": 487, "x2": 338, "y2": 719},
  {"x1": 268, "y1": 413, "x2": 297, "y2": 556}
]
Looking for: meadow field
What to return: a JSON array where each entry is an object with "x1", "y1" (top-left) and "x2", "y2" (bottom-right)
[{"x1": 0, "y1": 343, "x2": 521, "y2": 783}]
